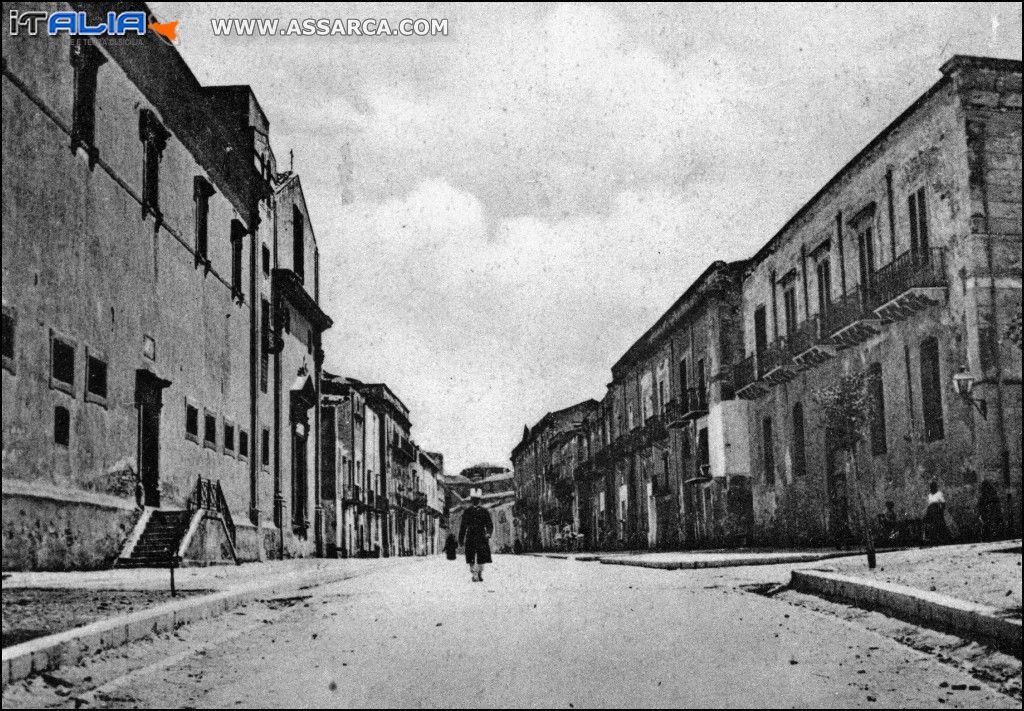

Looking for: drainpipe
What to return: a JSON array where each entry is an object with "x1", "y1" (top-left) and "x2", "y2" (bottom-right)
[
  {"x1": 313, "y1": 336, "x2": 324, "y2": 557},
  {"x1": 272, "y1": 194, "x2": 284, "y2": 561},
  {"x1": 248, "y1": 205, "x2": 260, "y2": 553}
]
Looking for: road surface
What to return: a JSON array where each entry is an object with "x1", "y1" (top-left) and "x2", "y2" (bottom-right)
[{"x1": 2, "y1": 555, "x2": 1018, "y2": 708}]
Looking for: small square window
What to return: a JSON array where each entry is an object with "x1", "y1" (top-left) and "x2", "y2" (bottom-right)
[
  {"x1": 54, "y1": 405, "x2": 70, "y2": 446},
  {"x1": 86, "y1": 352, "x2": 108, "y2": 404},
  {"x1": 224, "y1": 421, "x2": 235, "y2": 455},
  {"x1": 204, "y1": 411, "x2": 217, "y2": 450},
  {"x1": 239, "y1": 429, "x2": 249, "y2": 459},
  {"x1": 50, "y1": 331, "x2": 75, "y2": 395},
  {"x1": 185, "y1": 400, "x2": 199, "y2": 443}
]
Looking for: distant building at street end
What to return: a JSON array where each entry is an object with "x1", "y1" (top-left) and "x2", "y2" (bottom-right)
[{"x1": 443, "y1": 464, "x2": 517, "y2": 553}]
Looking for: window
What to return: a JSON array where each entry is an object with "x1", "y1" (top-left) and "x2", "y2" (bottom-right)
[
  {"x1": 204, "y1": 410, "x2": 217, "y2": 450},
  {"x1": 854, "y1": 213, "x2": 876, "y2": 292},
  {"x1": 783, "y1": 285, "x2": 798, "y2": 337},
  {"x1": 185, "y1": 401, "x2": 199, "y2": 443},
  {"x1": 260, "y1": 298, "x2": 270, "y2": 393},
  {"x1": 54, "y1": 405, "x2": 70, "y2": 446},
  {"x1": 920, "y1": 337, "x2": 944, "y2": 442},
  {"x1": 239, "y1": 429, "x2": 249, "y2": 460},
  {"x1": 292, "y1": 206, "x2": 305, "y2": 282},
  {"x1": 754, "y1": 305, "x2": 768, "y2": 357},
  {"x1": 678, "y1": 358, "x2": 688, "y2": 402},
  {"x1": 261, "y1": 427, "x2": 270, "y2": 468},
  {"x1": 230, "y1": 220, "x2": 245, "y2": 300},
  {"x1": 762, "y1": 417, "x2": 775, "y2": 487},
  {"x1": 908, "y1": 188, "x2": 930, "y2": 257},
  {"x1": 50, "y1": 331, "x2": 75, "y2": 395},
  {"x1": 815, "y1": 258, "x2": 832, "y2": 316},
  {"x1": 868, "y1": 363, "x2": 887, "y2": 455},
  {"x1": 697, "y1": 428, "x2": 709, "y2": 471},
  {"x1": 85, "y1": 352, "x2": 108, "y2": 404},
  {"x1": 193, "y1": 176, "x2": 214, "y2": 265},
  {"x1": 2, "y1": 306, "x2": 15, "y2": 374},
  {"x1": 262, "y1": 244, "x2": 271, "y2": 277},
  {"x1": 681, "y1": 428, "x2": 691, "y2": 460},
  {"x1": 138, "y1": 109, "x2": 169, "y2": 221},
  {"x1": 696, "y1": 358, "x2": 706, "y2": 400},
  {"x1": 69, "y1": 41, "x2": 105, "y2": 161},
  {"x1": 792, "y1": 403, "x2": 807, "y2": 478},
  {"x1": 224, "y1": 421, "x2": 235, "y2": 456}
]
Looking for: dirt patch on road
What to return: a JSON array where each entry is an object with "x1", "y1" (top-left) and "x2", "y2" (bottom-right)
[{"x1": 2, "y1": 588, "x2": 211, "y2": 648}]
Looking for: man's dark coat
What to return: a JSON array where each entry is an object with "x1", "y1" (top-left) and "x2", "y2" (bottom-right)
[{"x1": 458, "y1": 504, "x2": 493, "y2": 565}]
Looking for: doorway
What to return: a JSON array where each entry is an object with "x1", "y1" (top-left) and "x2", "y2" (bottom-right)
[
  {"x1": 135, "y1": 369, "x2": 171, "y2": 507},
  {"x1": 826, "y1": 439, "x2": 852, "y2": 546}
]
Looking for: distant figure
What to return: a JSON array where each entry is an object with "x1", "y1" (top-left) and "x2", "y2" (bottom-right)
[
  {"x1": 513, "y1": 538, "x2": 523, "y2": 555},
  {"x1": 444, "y1": 533, "x2": 459, "y2": 561},
  {"x1": 458, "y1": 489, "x2": 493, "y2": 582},
  {"x1": 877, "y1": 501, "x2": 900, "y2": 545},
  {"x1": 923, "y1": 480, "x2": 949, "y2": 545},
  {"x1": 978, "y1": 480, "x2": 1002, "y2": 542}
]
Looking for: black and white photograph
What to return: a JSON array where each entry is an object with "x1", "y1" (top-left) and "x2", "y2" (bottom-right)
[{"x1": 1, "y1": 2, "x2": 1022, "y2": 708}]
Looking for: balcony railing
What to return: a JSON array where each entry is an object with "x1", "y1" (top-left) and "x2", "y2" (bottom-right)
[
  {"x1": 790, "y1": 314, "x2": 837, "y2": 368},
  {"x1": 733, "y1": 354, "x2": 766, "y2": 399},
  {"x1": 413, "y1": 491, "x2": 428, "y2": 509},
  {"x1": 664, "y1": 399, "x2": 685, "y2": 428},
  {"x1": 342, "y1": 483, "x2": 361, "y2": 504},
  {"x1": 870, "y1": 248, "x2": 948, "y2": 319},
  {"x1": 759, "y1": 338, "x2": 797, "y2": 385},
  {"x1": 680, "y1": 388, "x2": 709, "y2": 420},
  {"x1": 821, "y1": 286, "x2": 884, "y2": 347}
]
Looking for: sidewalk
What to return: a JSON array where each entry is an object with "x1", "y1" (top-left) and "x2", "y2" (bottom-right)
[
  {"x1": 1, "y1": 559, "x2": 387, "y2": 649},
  {"x1": 811, "y1": 540, "x2": 1022, "y2": 613},
  {"x1": 2, "y1": 557, "x2": 415, "y2": 685},
  {"x1": 790, "y1": 540, "x2": 1022, "y2": 655},
  {"x1": 527, "y1": 548, "x2": 865, "y2": 569}
]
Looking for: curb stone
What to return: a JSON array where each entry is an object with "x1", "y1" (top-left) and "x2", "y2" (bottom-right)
[
  {"x1": 791, "y1": 569, "x2": 1022, "y2": 657},
  {"x1": 1, "y1": 568, "x2": 356, "y2": 687},
  {"x1": 598, "y1": 551, "x2": 855, "y2": 570}
]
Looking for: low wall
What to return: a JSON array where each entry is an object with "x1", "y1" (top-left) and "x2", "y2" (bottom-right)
[{"x1": 2, "y1": 480, "x2": 140, "y2": 571}]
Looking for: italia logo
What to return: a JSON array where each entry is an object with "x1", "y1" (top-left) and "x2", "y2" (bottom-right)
[{"x1": 8, "y1": 10, "x2": 179, "y2": 44}]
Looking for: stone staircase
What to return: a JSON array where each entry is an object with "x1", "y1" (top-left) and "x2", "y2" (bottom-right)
[{"x1": 117, "y1": 509, "x2": 192, "y2": 568}]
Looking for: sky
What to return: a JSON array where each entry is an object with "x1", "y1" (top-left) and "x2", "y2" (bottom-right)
[{"x1": 150, "y1": 2, "x2": 1022, "y2": 476}]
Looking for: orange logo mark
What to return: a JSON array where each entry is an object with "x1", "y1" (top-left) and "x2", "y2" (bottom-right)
[{"x1": 149, "y1": 20, "x2": 178, "y2": 43}]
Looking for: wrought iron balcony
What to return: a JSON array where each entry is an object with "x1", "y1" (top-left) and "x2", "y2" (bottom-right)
[
  {"x1": 342, "y1": 483, "x2": 361, "y2": 504},
  {"x1": 789, "y1": 315, "x2": 836, "y2": 369},
  {"x1": 821, "y1": 286, "x2": 884, "y2": 348},
  {"x1": 664, "y1": 399, "x2": 686, "y2": 428},
  {"x1": 680, "y1": 387, "x2": 709, "y2": 420},
  {"x1": 758, "y1": 338, "x2": 797, "y2": 386},
  {"x1": 870, "y1": 248, "x2": 948, "y2": 320},
  {"x1": 733, "y1": 353, "x2": 767, "y2": 400},
  {"x1": 413, "y1": 491, "x2": 428, "y2": 508}
]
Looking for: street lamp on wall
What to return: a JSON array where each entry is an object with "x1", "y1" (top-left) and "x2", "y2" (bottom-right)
[{"x1": 953, "y1": 368, "x2": 988, "y2": 419}]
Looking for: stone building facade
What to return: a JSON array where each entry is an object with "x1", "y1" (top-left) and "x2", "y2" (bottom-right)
[
  {"x1": 735, "y1": 55, "x2": 1022, "y2": 546},
  {"x1": 2, "y1": 1, "x2": 331, "y2": 569},
  {"x1": 512, "y1": 55, "x2": 1021, "y2": 552},
  {"x1": 511, "y1": 401, "x2": 597, "y2": 551}
]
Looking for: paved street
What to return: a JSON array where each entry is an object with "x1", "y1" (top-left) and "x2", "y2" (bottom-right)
[{"x1": 4, "y1": 555, "x2": 1018, "y2": 708}]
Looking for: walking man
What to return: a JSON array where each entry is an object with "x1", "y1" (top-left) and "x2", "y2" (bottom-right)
[{"x1": 458, "y1": 488, "x2": 493, "y2": 582}]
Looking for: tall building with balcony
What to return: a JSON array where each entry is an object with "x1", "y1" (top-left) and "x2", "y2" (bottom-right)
[
  {"x1": 511, "y1": 400, "x2": 598, "y2": 551},
  {"x1": 320, "y1": 374, "x2": 384, "y2": 557},
  {"x1": 356, "y1": 382, "x2": 417, "y2": 557},
  {"x1": 1, "y1": 2, "x2": 333, "y2": 569},
  {"x1": 734, "y1": 56, "x2": 1021, "y2": 545},
  {"x1": 580, "y1": 261, "x2": 749, "y2": 551}
]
